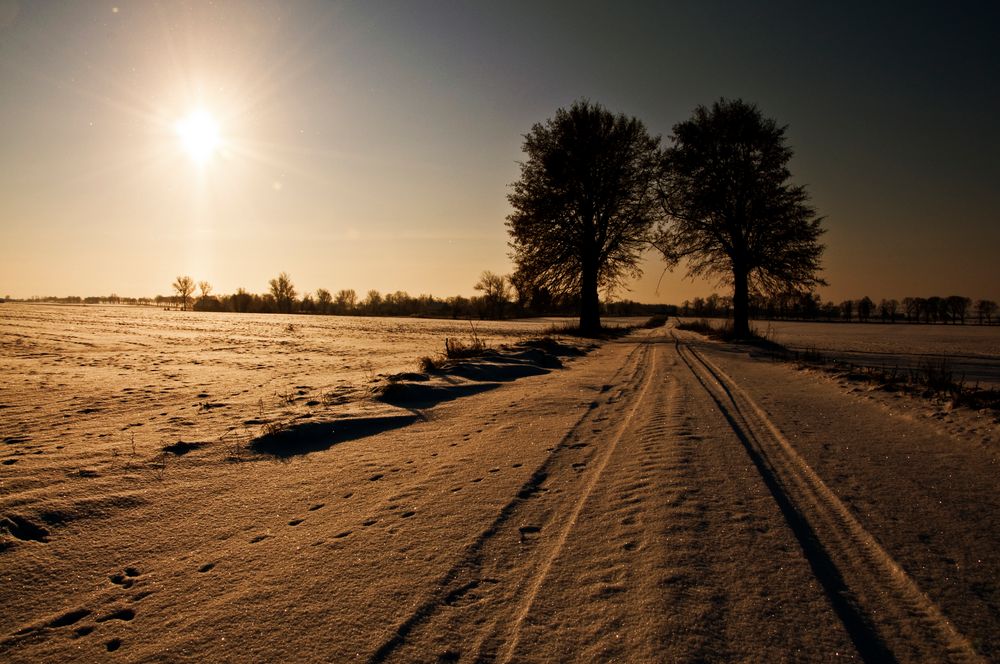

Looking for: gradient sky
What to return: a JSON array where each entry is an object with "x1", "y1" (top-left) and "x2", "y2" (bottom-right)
[{"x1": 1, "y1": 1, "x2": 997, "y2": 303}]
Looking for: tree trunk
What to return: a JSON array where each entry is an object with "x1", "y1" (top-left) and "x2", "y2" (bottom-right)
[
  {"x1": 732, "y1": 266, "x2": 750, "y2": 338},
  {"x1": 579, "y1": 261, "x2": 601, "y2": 335}
]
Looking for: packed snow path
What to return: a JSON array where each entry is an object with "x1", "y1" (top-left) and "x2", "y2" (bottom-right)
[{"x1": 2, "y1": 328, "x2": 998, "y2": 662}]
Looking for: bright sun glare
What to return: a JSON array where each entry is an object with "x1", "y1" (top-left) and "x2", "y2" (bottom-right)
[{"x1": 175, "y1": 110, "x2": 220, "y2": 164}]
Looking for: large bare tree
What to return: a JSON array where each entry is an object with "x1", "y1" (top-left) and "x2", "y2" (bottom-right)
[
  {"x1": 507, "y1": 100, "x2": 662, "y2": 334},
  {"x1": 657, "y1": 99, "x2": 826, "y2": 337}
]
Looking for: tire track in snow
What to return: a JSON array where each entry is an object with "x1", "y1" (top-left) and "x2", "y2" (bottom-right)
[
  {"x1": 673, "y1": 333, "x2": 983, "y2": 663},
  {"x1": 488, "y1": 341, "x2": 660, "y2": 663},
  {"x1": 367, "y1": 335, "x2": 654, "y2": 663}
]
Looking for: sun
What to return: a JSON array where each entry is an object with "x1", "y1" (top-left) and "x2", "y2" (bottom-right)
[{"x1": 175, "y1": 110, "x2": 221, "y2": 164}]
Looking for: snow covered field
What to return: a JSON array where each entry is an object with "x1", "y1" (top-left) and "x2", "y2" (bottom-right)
[
  {"x1": 2, "y1": 304, "x2": 998, "y2": 661},
  {"x1": 691, "y1": 317, "x2": 1000, "y2": 389}
]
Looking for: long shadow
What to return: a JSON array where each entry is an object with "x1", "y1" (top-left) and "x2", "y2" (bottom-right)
[
  {"x1": 376, "y1": 382, "x2": 500, "y2": 409},
  {"x1": 250, "y1": 415, "x2": 419, "y2": 458},
  {"x1": 445, "y1": 361, "x2": 551, "y2": 382}
]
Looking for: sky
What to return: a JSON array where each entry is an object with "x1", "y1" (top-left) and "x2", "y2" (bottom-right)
[{"x1": 1, "y1": 1, "x2": 997, "y2": 304}]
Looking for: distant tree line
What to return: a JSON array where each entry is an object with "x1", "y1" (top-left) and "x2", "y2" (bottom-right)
[
  {"x1": 21, "y1": 294, "x2": 154, "y2": 305},
  {"x1": 154, "y1": 271, "x2": 673, "y2": 320},
  {"x1": 681, "y1": 292, "x2": 998, "y2": 325}
]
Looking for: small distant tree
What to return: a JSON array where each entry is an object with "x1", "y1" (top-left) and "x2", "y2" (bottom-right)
[
  {"x1": 445, "y1": 295, "x2": 471, "y2": 318},
  {"x1": 334, "y1": 289, "x2": 357, "y2": 314},
  {"x1": 657, "y1": 98, "x2": 826, "y2": 338},
  {"x1": 230, "y1": 288, "x2": 252, "y2": 313},
  {"x1": 879, "y1": 298, "x2": 899, "y2": 323},
  {"x1": 316, "y1": 288, "x2": 333, "y2": 315},
  {"x1": 269, "y1": 272, "x2": 297, "y2": 314},
  {"x1": 193, "y1": 281, "x2": 222, "y2": 312},
  {"x1": 902, "y1": 297, "x2": 923, "y2": 322},
  {"x1": 172, "y1": 275, "x2": 195, "y2": 310},
  {"x1": 705, "y1": 293, "x2": 720, "y2": 316},
  {"x1": 474, "y1": 271, "x2": 512, "y2": 319},
  {"x1": 857, "y1": 296, "x2": 873, "y2": 322},
  {"x1": 821, "y1": 300, "x2": 839, "y2": 320},
  {"x1": 507, "y1": 100, "x2": 663, "y2": 334},
  {"x1": 926, "y1": 296, "x2": 944, "y2": 323},
  {"x1": 363, "y1": 290, "x2": 383, "y2": 315},
  {"x1": 975, "y1": 299, "x2": 997, "y2": 324},
  {"x1": 840, "y1": 300, "x2": 853, "y2": 321},
  {"x1": 799, "y1": 292, "x2": 820, "y2": 319},
  {"x1": 946, "y1": 295, "x2": 971, "y2": 324}
]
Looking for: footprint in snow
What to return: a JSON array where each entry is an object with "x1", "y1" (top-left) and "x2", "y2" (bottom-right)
[
  {"x1": 519, "y1": 525, "x2": 541, "y2": 543},
  {"x1": 96, "y1": 608, "x2": 134, "y2": 623}
]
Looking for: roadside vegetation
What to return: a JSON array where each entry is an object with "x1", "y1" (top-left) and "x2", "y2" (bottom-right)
[{"x1": 677, "y1": 319, "x2": 1000, "y2": 411}]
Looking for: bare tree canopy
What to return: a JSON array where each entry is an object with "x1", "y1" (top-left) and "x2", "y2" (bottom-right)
[
  {"x1": 172, "y1": 275, "x2": 195, "y2": 310},
  {"x1": 474, "y1": 270, "x2": 512, "y2": 319},
  {"x1": 269, "y1": 272, "x2": 296, "y2": 314},
  {"x1": 507, "y1": 100, "x2": 662, "y2": 334},
  {"x1": 657, "y1": 98, "x2": 826, "y2": 337}
]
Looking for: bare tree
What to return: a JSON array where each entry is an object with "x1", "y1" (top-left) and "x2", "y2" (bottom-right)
[
  {"x1": 334, "y1": 289, "x2": 357, "y2": 314},
  {"x1": 198, "y1": 281, "x2": 212, "y2": 299},
  {"x1": 507, "y1": 100, "x2": 662, "y2": 334},
  {"x1": 363, "y1": 290, "x2": 383, "y2": 315},
  {"x1": 879, "y1": 298, "x2": 899, "y2": 323},
  {"x1": 474, "y1": 271, "x2": 513, "y2": 319},
  {"x1": 902, "y1": 297, "x2": 924, "y2": 322},
  {"x1": 926, "y1": 296, "x2": 944, "y2": 323},
  {"x1": 976, "y1": 299, "x2": 997, "y2": 324},
  {"x1": 172, "y1": 276, "x2": 195, "y2": 310},
  {"x1": 657, "y1": 98, "x2": 825, "y2": 338},
  {"x1": 840, "y1": 300, "x2": 853, "y2": 322},
  {"x1": 946, "y1": 295, "x2": 971, "y2": 324},
  {"x1": 857, "y1": 296, "x2": 874, "y2": 322},
  {"x1": 316, "y1": 288, "x2": 333, "y2": 315},
  {"x1": 268, "y1": 272, "x2": 297, "y2": 314}
]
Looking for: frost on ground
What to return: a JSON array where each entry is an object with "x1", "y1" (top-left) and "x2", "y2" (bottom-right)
[{"x1": 1, "y1": 306, "x2": 999, "y2": 662}]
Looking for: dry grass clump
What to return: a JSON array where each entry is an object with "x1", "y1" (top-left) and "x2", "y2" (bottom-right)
[
  {"x1": 419, "y1": 355, "x2": 445, "y2": 373},
  {"x1": 444, "y1": 336, "x2": 489, "y2": 359},
  {"x1": 417, "y1": 329, "x2": 492, "y2": 374}
]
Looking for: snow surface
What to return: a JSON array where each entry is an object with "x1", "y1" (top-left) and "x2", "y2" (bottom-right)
[{"x1": 1, "y1": 306, "x2": 998, "y2": 661}]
